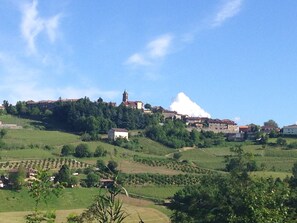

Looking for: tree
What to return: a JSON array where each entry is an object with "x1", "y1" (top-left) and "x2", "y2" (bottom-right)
[
  {"x1": 144, "y1": 103, "x2": 152, "y2": 110},
  {"x1": 9, "y1": 165, "x2": 26, "y2": 190},
  {"x1": 173, "y1": 152, "x2": 182, "y2": 160},
  {"x1": 264, "y1": 119, "x2": 279, "y2": 129},
  {"x1": 293, "y1": 162, "x2": 297, "y2": 179},
  {"x1": 86, "y1": 172, "x2": 99, "y2": 187},
  {"x1": 74, "y1": 186, "x2": 128, "y2": 223},
  {"x1": 107, "y1": 160, "x2": 118, "y2": 173},
  {"x1": 0, "y1": 129, "x2": 7, "y2": 139},
  {"x1": 96, "y1": 160, "x2": 106, "y2": 171},
  {"x1": 225, "y1": 145, "x2": 258, "y2": 178},
  {"x1": 54, "y1": 164, "x2": 71, "y2": 186},
  {"x1": 26, "y1": 169, "x2": 62, "y2": 223},
  {"x1": 276, "y1": 137, "x2": 287, "y2": 147},
  {"x1": 61, "y1": 145, "x2": 75, "y2": 156},
  {"x1": 74, "y1": 144, "x2": 92, "y2": 158},
  {"x1": 94, "y1": 146, "x2": 107, "y2": 157}
]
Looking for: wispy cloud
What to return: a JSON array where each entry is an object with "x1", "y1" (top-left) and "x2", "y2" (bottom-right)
[
  {"x1": 212, "y1": 0, "x2": 243, "y2": 27},
  {"x1": 147, "y1": 34, "x2": 172, "y2": 58},
  {"x1": 20, "y1": 0, "x2": 61, "y2": 54},
  {"x1": 0, "y1": 52, "x2": 119, "y2": 104},
  {"x1": 125, "y1": 53, "x2": 151, "y2": 66},
  {"x1": 125, "y1": 34, "x2": 173, "y2": 67}
]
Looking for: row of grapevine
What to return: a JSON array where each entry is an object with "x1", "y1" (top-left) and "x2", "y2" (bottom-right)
[
  {"x1": 120, "y1": 173, "x2": 201, "y2": 186},
  {"x1": 133, "y1": 155, "x2": 213, "y2": 174},
  {"x1": 0, "y1": 158, "x2": 89, "y2": 170}
]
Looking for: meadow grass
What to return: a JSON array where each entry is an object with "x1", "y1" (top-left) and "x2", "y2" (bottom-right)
[
  {"x1": 0, "y1": 188, "x2": 170, "y2": 223},
  {"x1": 125, "y1": 185, "x2": 183, "y2": 200},
  {"x1": 0, "y1": 206, "x2": 170, "y2": 223},
  {"x1": 0, "y1": 148, "x2": 54, "y2": 161},
  {"x1": 251, "y1": 171, "x2": 291, "y2": 179},
  {"x1": 133, "y1": 137, "x2": 175, "y2": 156},
  {"x1": 0, "y1": 114, "x2": 42, "y2": 128},
  {"x1": 0, "y1": 187, "x2": 100, "y2": 212},
  {"x1": 180, "y1": 148, "x2": 225, "y2": 170},
  {"x1": 3, "y1": 129, "x2": 80, "y2": 147}
]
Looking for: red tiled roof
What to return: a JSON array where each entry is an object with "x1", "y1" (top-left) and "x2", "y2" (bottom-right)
[{"x1": 110, "y1": 128, "x2": 128, "y2": 132}]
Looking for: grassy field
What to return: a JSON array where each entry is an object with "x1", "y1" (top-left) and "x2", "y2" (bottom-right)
[
  {"x1": 3, "y1": 129, "x2": 80, "y2": 147},
  {"x1": 0, "y1": 206, "x2": 169, "y2": 223},
  {"x1": 133, "y1": 137, "x2": 175, "y2": 156},
  {"x1": 0, "y1": 148, "x2": 55, "y2": 161},
  {"x1": 0, "y1": 188, "x2": 170, "y2": 223},
  {"x1": 0, "y1": 115, "x2": 42, "y2": 129},
  {"x1": 125, "y1": 185, "x2": 184, "y2": 200},
  {"x1": 180, "y1": 145, "x2": 297, "y2": 176}
]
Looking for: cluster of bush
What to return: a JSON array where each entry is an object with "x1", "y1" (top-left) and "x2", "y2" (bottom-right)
[
  {"x1": 61, "y1": 144, "x2": 107, "y2": 158},
  {"x1": 112, "y1": 137, "x2": 140, "y2": 151}
]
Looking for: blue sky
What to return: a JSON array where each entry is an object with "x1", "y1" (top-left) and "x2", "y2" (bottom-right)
[{"x1": 0, "y1": 0, "x2": 296, "y2": 127}]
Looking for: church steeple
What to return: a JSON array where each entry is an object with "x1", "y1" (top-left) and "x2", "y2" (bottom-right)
[{"x1": 122, "y1": 90, "x2": 128, "y2": 102}]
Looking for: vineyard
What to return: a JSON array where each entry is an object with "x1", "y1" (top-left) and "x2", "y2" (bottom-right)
[
  {"x1": 0, "y1": 158, "x2": 90, "y2": 170},
  {"x1": 120, "y1": 173, "x2": 202, "y2": 186},
  {"x1": 133, "y1": 155, "x2": 214, "y2": 174}
]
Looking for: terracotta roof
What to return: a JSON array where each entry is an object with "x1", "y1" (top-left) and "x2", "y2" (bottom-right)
[
  {"x1": 110, "y1": 128, "x2": 128, "y2": 132},
  {"x1": 284, "y1": 124, "x2": 297, "y2": 128}
]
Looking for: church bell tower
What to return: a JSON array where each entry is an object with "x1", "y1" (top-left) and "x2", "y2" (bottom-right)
[{"x1": 122, "y1": 90, "x2": 128, "y2": 102}]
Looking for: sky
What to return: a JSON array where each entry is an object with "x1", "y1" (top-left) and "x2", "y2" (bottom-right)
[{"x1": 0, "y1": 0, "x2": 297, "y2": 127}]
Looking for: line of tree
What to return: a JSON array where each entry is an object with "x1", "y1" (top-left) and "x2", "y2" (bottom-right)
[{"x1": 3, "y1": 98, "x2": 162, "y2": 134}]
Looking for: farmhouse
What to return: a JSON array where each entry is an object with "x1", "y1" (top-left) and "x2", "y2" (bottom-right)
[
  {"x1": 108, "y1": 128, "x2": 129, "y2": 141},
  {"x1": 283, "y1": 124, "x2": 297, "y2": 136}
]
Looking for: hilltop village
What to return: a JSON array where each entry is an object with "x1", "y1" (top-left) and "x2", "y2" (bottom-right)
[{"x1": 1, "y1": 90, "x2": 296, "y2": 140}]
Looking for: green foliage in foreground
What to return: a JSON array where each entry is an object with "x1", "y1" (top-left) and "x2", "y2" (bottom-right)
[
  {"x1": 170, "y1": 174, "x2": 294, "y2": 223},
  {"x1": 169, "y1": 149, "x2": 297, "y2": 223},
  {"x1": 69, "y1": 187, "x2": 128, "y2": 223}
]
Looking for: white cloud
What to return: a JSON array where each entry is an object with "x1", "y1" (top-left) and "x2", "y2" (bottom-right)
[
  {"x1": 125, "y1": 34, "x2": 173, "y2": 67},
  {"x1": 212, "y1": 0, "x2": 243, "y2": 27},
  {"x1": 147, "y1": 34, "x2": 172, "y2": 58},
  {"x1": 125, "y1": 53, "x2": 150, "y2": 66},
  {"x1": 20, "y1": 0, "x2": 61, "y2": 54},
  {"x1": 169, "y1": 92, "x2": 211, "y2": 118}
]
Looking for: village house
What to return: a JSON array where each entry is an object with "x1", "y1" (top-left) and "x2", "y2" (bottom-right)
[
  {"x1": 121, "y1": 90, "x2": 143, "y2": 110},
  {"x1": 108, "y1": 128, "x2": 129, "y2": 141},
  {"x1": 207, "y1": 119, "x2": 236, "y2": 133},
  {"x1": 239, "y1": 126, "x2": 249, "y2": 133},
  {"x1": 26, "y1": 98, "x2": 79, "y2": 110},
  {"x1": 151, "y1": 106, "x2": 183, "y2": 120},
  {"x1": 185, "y1": 117, "x2": 239, "y2": 134},
  {"x1": 283, "y1": 124, "x2": 297, "y2": 136}
]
